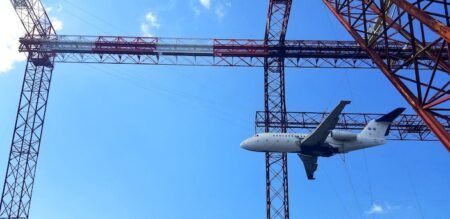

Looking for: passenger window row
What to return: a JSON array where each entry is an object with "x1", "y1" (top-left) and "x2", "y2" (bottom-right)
[{"x1": 272, "y1": 134, "x2": 296, "y2": 137}]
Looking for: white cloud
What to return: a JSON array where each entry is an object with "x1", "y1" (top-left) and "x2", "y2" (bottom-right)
[
  {"x1": 141, "y1": 12, "x2": 160, "y2": 37},
  {"x1": 56, "y1": 3, "x2": 63, "y2": 12},
  {"x1": 46, "y1": 6, "x2": 54, "y2": 13},
  {"x1": 199, "y1": 0, "x2": 211, "y2": 9},
  {"x1": 45, "y1": 3, "x2": 62, "y2": 13},
  {"x1": 51, "y1": 17, "x2": 63, "y2": 31},
  {"x1": 0, "y1": 2, "x2": 63, "y2": 74},
  {"x1": 365, "y1": 204, "x2": 385, "y2": 215},
  {"x1": 365, "y1": 203, "x2": 399, "y2": 215},
  {"x1": 214, "y1": 2, "x2": 231, "y2": 20},
  {"x1": 47, "y1": 4, "x2": 63, "y2": 31},
  {"x1": 0, "y1": 0, "x2": 26, "y2": 73},
  {"x1": 196, "y1": 0, "x2": 231, "y2": 19},
  {"x1": 215, "y1": 7, "x2": 225, "y2": 19}
]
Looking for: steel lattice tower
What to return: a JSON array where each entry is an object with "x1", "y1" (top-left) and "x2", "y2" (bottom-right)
[
  {"x1": 323, "y1": 0, "x2": 450, "y2": 148},
  {"x1": 1, "y1": 0, "x2": 56, "y2": 218},
  {"x1": 263, "y1": 0, "x2": 292, "y2": 218}
]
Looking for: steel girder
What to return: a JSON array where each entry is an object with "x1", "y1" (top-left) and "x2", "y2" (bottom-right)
[
  {"x1": 19, "y1": 36, "x2": 448, "y2": 68},
  {"x1": 264, "y1": 0, "x2": 292, "y2": 218},
  {"x1": 255, "y1": 111, "x2": 450, "y2": 141},
  {"x1": 323, "y1": 0, "x2": 450, "y2": 151}
]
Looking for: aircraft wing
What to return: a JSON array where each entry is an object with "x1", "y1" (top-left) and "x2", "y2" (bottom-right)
[
  {"x1": 298, "y1": 154, "x2": 318, "y2": 180},
  {"x1": 301, "y1": 100, "x2": 351, "y2": 146}
]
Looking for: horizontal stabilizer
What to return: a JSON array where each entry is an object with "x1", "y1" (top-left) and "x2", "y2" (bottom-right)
[{"x1": 376, "y1": 108, "x2": 406, "y2": 122}]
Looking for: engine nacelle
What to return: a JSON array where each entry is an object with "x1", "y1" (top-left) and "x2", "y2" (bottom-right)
[{"x1": 330, "y1": 130, "x2": 357, "y2": 141}]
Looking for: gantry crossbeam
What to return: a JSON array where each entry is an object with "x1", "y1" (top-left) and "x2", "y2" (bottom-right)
[{"x1": 19, "y1": 35, "x2": 448, "y2": 68}]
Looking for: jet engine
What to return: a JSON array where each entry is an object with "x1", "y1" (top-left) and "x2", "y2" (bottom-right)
[{"x1": 330, "y1": 130, "x2": 357, "y2": 141}]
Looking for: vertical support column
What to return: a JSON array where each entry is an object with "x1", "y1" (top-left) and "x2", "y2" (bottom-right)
[
  {"x1": 0, "y1": 57, "x2": 54, "y2": 218},
  {"x1": 264, "y1": 58, "x2": 289, "y2": 219},
  {"x1": 264, "y1": 0, "x2": 292, "y2": 218}
]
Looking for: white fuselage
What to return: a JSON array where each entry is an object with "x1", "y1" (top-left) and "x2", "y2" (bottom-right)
[{"x1": 240, "y1": 132, "x2": 386, "y2": 156}]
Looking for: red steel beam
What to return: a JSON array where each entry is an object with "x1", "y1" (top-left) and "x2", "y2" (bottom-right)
[
  {"x1": 323, "y1": 0, "x2": 450, "y2": 151},
  {"x1": 362, "y1": 0, "x2": 450, "y2": 72},
  {"x1": 391, "y1": 0, "x2": 450, "y2": 43}
]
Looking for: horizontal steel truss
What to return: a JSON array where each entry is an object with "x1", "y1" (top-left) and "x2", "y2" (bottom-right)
[
  {"x1": 19, "y1": 35, "x2": 448, "y2": 68},
  {"x1": 255, "y1": 111, "x2": 450, "y2": 141}
]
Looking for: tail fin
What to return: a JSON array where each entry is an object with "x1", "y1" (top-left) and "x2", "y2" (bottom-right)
[{"x1": 359, "y1": 108, "x2": 406, "y2": 138}]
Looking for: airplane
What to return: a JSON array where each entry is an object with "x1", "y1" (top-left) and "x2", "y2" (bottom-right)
[{"x1": 240, "y1": 100, "x2": 405, "y2": 180}]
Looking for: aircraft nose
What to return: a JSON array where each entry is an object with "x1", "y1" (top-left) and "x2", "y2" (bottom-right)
[
  {"x1": 240, "y1": 139, "x2": 249, "y2": 149},
  {"x1": 241, "y1": 137, "x2": 258, "y2": 151},
  {"x1": 241, "y1": 138, "x2": 255, "y2": 150}
]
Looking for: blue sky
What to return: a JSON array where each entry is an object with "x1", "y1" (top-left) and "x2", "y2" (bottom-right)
[{"x1": 0, "y1": 0, "x2": 449, "y2": 218}]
